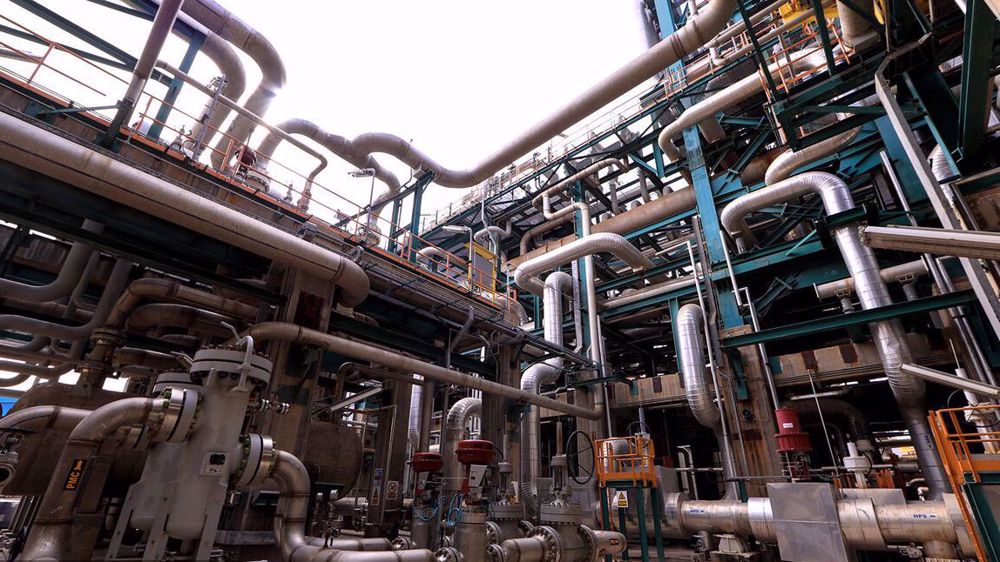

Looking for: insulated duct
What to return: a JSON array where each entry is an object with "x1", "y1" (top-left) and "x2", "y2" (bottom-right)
[
  {"x1": 442, "y1": 397, "x2": 482, "y2": 493},
  {"x1": 520, "y1": 271, "x2": 572, "y2": 521},
  {"x1": 718, "y1": 172, "x2": 949, "y2": 498},
  {"x1": 675, "y1": 304, "x2": 740, "y2": 498},
  {"x1": 349, "y1": 0, "x2": 737, "y2": 187},
  {"x1": 0, "y1": 111, "x2": 369, "y2": 307},
  {"x1": 178, "y1": 0, "x2": 286, "y2": 162},
  {"x1": 814, "y1": 260, "x2": 928, "y2": 300},
  {"x1": 764, "y1": 127, "x2": 861, "y2": 185}
]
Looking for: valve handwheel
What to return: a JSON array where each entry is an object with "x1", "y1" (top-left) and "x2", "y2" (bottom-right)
[{"x1": 564, "y1": 430, "x2": 594, "y2": 485}]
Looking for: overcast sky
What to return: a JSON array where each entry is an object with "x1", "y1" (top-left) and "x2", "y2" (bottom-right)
[{"x1": 0, "y1": 1, "x2": 653, "y2": 388}]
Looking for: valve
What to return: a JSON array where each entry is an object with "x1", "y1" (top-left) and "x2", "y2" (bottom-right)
[{"x1": 455, "y1": 439, "x2": 493, "y2": 501}]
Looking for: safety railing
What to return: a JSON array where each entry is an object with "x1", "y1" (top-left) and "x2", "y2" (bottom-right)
[
  {"x1": 929, "y1": 405, "x2": 1000, "y2": 562},
  {"x1": 595, "y1": 435, "x2": 657, "y2": 486},
  {"x1": 0, "y1": 9, "x2": 503, "y2": 305}
]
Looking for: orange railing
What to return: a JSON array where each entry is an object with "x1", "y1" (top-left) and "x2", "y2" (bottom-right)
[
  {"x1": 0, "y1": 10, "x2": 504, "y2": 304},
  {"x1": 929, "y1": 405, "x2": 1000, "y2": 562},
  {"x1": 595, "y1": 435, "x2": 657, "y2": 486}
]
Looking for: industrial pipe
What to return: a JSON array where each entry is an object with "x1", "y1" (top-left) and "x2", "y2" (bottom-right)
[
  {"x1": 530, "y1": 158, "x2": 628, "y2": 208},
  {"x1": 442, "y1": 397, "x2": 482, "y2": 493},
  {"x1": 860, "y1": 224, "x2": 1000, "y2": 260},
  {"x1": 814, "y1": 260, "x2": 928, "y2": 300},
  {"x1": 675, "y1": 304, "x2": 740, "y2": 498},
  {"x1": 177, "y1": 0, "x2": 285, "y2": 163},
  {"x1": 512, "y1": 189, "x2": 696, "y2": 267},
  {"x1": 270, "y1": 449, "x2": 435, "y2": 562},
  {"x1": 349, "y1": 0, "x2": 737, "y2": 187},
  {"x1": 0, "y1": 111, "x2": 370, "y2": 307},
  {"x1": 764, "y1": 127, "x2": 862, "y2": 186},
  {"x1": 0, "y1": 405, "x2": 90, "y2": 434},
  {"x1": 520, "y1": 271, "x2": 572, "y2": 521},
  {"x1": 719, "y1": 171, "x2": 949, "y2": 498},
  {"x1": 255, "y1": 118, "x2": 401, "y2": 203},
  {"x1": 125, "y1": 303, "x2": 235, "y2": 335},
  {"x1": 0, "y1": 219, "x2": 103, "y2": 303},
  {"x1": 245, "y1": 323, "x2": 602, "y2": 419},
  {"x1": 21, "y1": 397, "x2": 161, "y2": 561},
  {"x1": 513, "y1": 233, "x2": 653, "y2": 296}
]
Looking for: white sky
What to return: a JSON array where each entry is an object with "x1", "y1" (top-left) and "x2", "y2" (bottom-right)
[{"x1": 0, "y1": 1, "x2": 652, "y2": 391}]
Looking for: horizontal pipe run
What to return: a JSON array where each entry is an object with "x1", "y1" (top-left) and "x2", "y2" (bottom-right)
[
  {"x1": 0, "y1": 111, "x2": 370, "y2": 307},
  {"x1": 245, "y1": 323, "x2": 602, "y2": 419},
  {"x1": 814, "y1": 260, "x2": 928, "y2": 300},
  {"x1": 860, "y1": 225, "x2": 1000, "y2": 260},
  {"x1": 513, "y1": 233, "x2": 654, "y2": 296}
]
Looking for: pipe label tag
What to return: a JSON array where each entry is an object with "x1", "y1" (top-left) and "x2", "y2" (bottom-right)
[{"x1": 63, "y1": 458, "x2": 87, "y2": 491}]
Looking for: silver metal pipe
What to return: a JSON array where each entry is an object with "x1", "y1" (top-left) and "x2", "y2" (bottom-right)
[
  {"x1": 719, "y1": 171, "x2": 949, "y2": 498},
  {"x1": 246, "y1": 323, "x2": 602, "y2": 419},
  {"x1": 349, "y1": 0, "x2": 737, "y2": 187},
  {"x1": 0, "y1": 219, "x2": 103, "y2": 302},
  {"x1": 0, "y1": 405, "x2": 90, "y2": 434},
  {"x1": 675, "y1": 304, "x2": 740, "y2": 498},
  {"x1": 442, "y1": 397, "x2": 481, "y2": 493},
  {"x1": 601, "y1": 276, "x2": 696, "y2": 309},
  {"x1": 255, "y1": 118, "x2": 401, "y2": 203},
  {"x1": 270, "y1": 450, "x2": 435, "y2": 562},
  {"x1": 513, "y1": 233, "x2": 653, "y2": 296},
  {"x1": 530, "y1": 158, "x2": 628, "y2": 207},
  {"x1": 408, "y1": 376, "x2": 423, "y2": 451},
  {"x1": 0, "y1": 111, "x2": 369, "y2": 307},
  {"x1": 21, "y1": 397, "x2": 159, "y2": 561},
  {"x1": 814, "y1": 260, "x2": 928, "y2": 300},
  {"x1": 657, "y1": 50, "x2": 829, "y2": 162},
  {"x1": 765, "y1": 128, "x2": 862, "y2": 186},
  {"x1": 860, "y1": 224, "x2": 1000, "y2": 260},
  {"x1": 520, "y1": 271, "x2": 572, "y2": 521},
  {"x1": 900, "y1": 363, "x2": 1000, "y2": 398},
  {"x1": 178, "y1": 0, "x2": 285, "y2": 158}
]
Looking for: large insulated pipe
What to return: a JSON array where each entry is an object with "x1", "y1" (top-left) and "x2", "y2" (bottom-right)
[
  {"x1": 442, "y1": 397, "x2": 482, "y2": 493},
  {"x1": 512, "y1": 189, "x2": 697, "y2": 267},
  {"x1": 520, "y1": 271, "x2": 572, "y2": 521},
  {"x1": 662, "y1": 493, "x2": 973, "y2": 558},
  {"x1": 0, "y1": 219, "x2": 103, "y2": 303},
  {"x1": 530, "y1": 158, "x2": 628, "y2": 207},
  {"x1": 764, "y1": 127, "x2": 862, "y2": 186},
  {"x1": 675, "y1": 304, "x2": 740, "y2": 498},
  {"x1": 408, "y1": 376, "x2": 423, "y2": 451},
  {"x1": 814, "y1": 260, "x2": 928, "y2": 300},
  {"x1": 245, "y1": 323, "x2": 601, "y2": 419},
  {"x1": 189, "y1": 31, "x2": 247, "y2": 159},
  {"x1": 178, "y1": 0, "x2": 285, "y2": 161},
  {"x1": 255, "y1": 118, "x2": 401, "y2": 201},
  {"x1": 657, "y1": 50, "x2": 828, "y2": 162},
  {"x1": 125, "y1": 303, "x2": 234, "y2": 335},
  {"x1": 513, "y1": 233, "x2": 653, "y2": 296},
  {"x1": 20, "y1": 397, "x2": 160, "y2": 561},
  {"x1": 0, "y1": 406, "x2": 90, "y2": 434},
  {"x1": 718, "y1": 172, "x2": 949, "y2": 498},
  {"x1": 0, "y1": 111, "x2": 369, "y2": 307},
  {"x1": 349, "y1": 0, "x2": 737, "y2": 187},
  {"x1": 269, "y1": 449, "x2": 435, "y2": 562}
]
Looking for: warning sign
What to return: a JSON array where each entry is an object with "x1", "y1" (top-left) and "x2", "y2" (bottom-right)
[
  {"x1": 612, "y1": 490, "x2": 628, "y2": 509},
  {"x1": 63, "y1": 458, "x2": 87, "y2": 491},
  {"x1": 386, "y1": 480, "x2": 400, "y2": 501}
]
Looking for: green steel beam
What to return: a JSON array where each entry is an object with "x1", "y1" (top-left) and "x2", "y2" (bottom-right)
[
  {"x1": 956, "y1": 0, "x2": 996, "y2": 164},
  {"x1": 722, "y1": 290, "x2": 977, "y2": 348}
]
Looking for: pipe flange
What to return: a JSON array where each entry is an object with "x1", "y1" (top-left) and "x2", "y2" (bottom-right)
[
  {"x1": 233, "y1": 433, "x2": 276, "y2": 489},
  {"x1": 486, "y1": 543, "x2": 505, "y2": 562},
  {"x1": 528, "y1": 525, "x2": 562, "y2": 562},
  {"x1": 149, "y1": 387, "x2": 199, "y2": 442},
  {"x1": 190, "y1": 347, "x2": 273, "y2": 386},
  {"x1": 391, "y1": 537, "x2": 411, "y2": 550},
  {"x1": 518, "y1": 520, "x2": 535, "y2": 535},
  {"x1": 434, "y1": 546, "x2": 461, "y2": 562},
  {"x1": 577, "y1": 525, "x2": 598, "y2": 562},
  {"x1": 486, "y1": 520, "x2": 501, "y2": 545}
]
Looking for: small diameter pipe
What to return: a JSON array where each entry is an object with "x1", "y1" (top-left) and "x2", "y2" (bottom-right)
[
  {"x1": 269, "y1": 450, "x2": 434, "y2": 562},
  {"x1": 245, "y1": 323, "x2": 601, "y2": 420}
]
